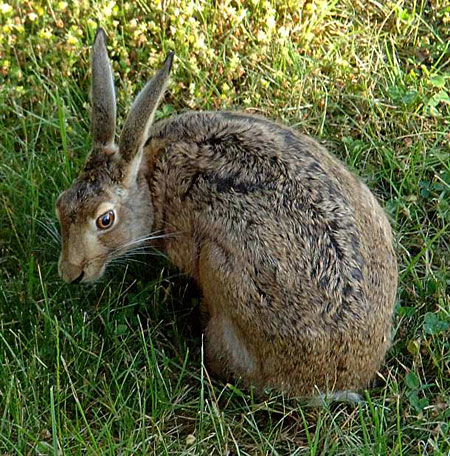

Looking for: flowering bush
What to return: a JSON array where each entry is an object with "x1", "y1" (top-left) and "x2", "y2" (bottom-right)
[{"x1": 1, "y1": 0, "x2": 448, "y2": 118}]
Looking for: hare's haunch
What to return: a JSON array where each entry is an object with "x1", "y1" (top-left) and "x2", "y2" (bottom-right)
[{"x1": 56, "y1": 29, "x2": 397, "y2": 399}]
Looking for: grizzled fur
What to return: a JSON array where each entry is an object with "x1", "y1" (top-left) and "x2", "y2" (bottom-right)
[
  {"x1": 144, "y1": 111, "x2": 397, "y2": 395},
  {"x1": 57, "y1": 29, "x2": 397, "y2": 399}
]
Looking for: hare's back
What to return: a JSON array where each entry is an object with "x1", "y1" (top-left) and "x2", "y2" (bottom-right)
[{"x1": 149, "y1": 111, "x2": 396, "y2": 330}]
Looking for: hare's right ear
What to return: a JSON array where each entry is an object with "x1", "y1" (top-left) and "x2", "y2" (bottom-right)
[
  {"x1": 118, "y1": 52, "x2": 173, "y2": 186},
  {"x1": 91, "y1": 28, "x2": 117, "y2": 154}
]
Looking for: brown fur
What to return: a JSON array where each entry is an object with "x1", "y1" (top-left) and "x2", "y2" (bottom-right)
[
  {"x1": 56, "y1": 30, "x2": 397, "y2": 398},
  {"x1": 144, "y1": 112, "x2": 397, "y2": 395}
]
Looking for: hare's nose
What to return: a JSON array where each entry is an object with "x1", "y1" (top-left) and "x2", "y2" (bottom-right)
[
  {"x1": 71, "y1": 271, "x2": 85, "y2": 284},
  {"x1": 59, "y1": 260, "x2": 84, "y2": 284}
]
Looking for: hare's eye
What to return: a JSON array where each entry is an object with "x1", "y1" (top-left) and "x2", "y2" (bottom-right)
[{"x1": 96, "y1": 210, "x2": 115, "y2": 230}]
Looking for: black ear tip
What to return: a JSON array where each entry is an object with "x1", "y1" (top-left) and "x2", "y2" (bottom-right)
[
  {"x1": 165, "y1": 51, "x2": 175, "y2": 71},
  {"x1": 94, "y1": 27, "x2": 107, "y2": 44}
]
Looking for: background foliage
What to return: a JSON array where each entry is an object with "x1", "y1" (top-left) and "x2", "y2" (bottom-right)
[{"x1": 0, "y1": 0, "x2": 449, "y2": 454}]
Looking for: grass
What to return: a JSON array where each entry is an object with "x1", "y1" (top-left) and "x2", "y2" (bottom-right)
[{"x1": 0, "y1": 0, "x2": 449, "y2": 453}]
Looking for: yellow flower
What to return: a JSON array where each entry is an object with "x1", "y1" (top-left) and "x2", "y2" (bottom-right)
[
  {"x1": 408, "y1": 69, "x2": 417, "y2": 80},
  {"x1": 67, "y1": 34, "x2": 79, "y2": 45},
  {"x1": 38, "y1": 28, "x2": 53, "y2": 40},
  {"x1": 56, "y1": 1, "x2": 67, "y2": 10},
  {"x1": 229, "y1": 55, "x2": 239, "y2": 70},
  {"x1": 336, "y1": 56, "x2": 349, "y2": 68}
]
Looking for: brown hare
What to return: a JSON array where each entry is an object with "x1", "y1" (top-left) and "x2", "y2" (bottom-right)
[{"x1": 56, "y1": 29, "x2": 397, "y2": 402}]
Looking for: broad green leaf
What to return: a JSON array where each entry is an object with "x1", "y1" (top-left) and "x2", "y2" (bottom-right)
[{"x1": 430, "y1": 75, "x2": 446, "y2": 88}]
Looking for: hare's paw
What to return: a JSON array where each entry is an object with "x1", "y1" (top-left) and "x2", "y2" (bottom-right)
[{"x1": 305, "y1": 390, "x2": 363, "y2": 407}]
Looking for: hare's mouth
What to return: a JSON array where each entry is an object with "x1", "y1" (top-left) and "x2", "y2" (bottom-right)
[
  {"x1": 71, "y1": 271, "x2": 85, "y2": 284},
  {"x1": 81, "y1": 263, "x2": 107, "y2": 283},
  {"x1": 59, "y1": 261, "x2": 106, "y2": 284}
]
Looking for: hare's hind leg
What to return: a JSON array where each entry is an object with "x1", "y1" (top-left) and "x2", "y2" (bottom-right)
[
  {"x1": 203, "y1": 310, "x2": 257, "y2": 384},
  {"x1": 198, "y1": 243, "x2": 258, "y2": 386}
]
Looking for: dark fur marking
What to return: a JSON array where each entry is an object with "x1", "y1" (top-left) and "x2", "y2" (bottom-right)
[
  {"x1": 343, "y1": 283, "x2": 353, "y2": 297},
  {"x1": 319, "y1": 276, "x2": 330, "y2": 289},
  {"x1": 205, "y1": 172, "x2": 262, "y2": 195},
  {"x1": 328, "y1": 232, "x2": 345, "y2": 260},
  {"x1": 306, "y1": 161, "x2": 324, "y2": 175},
  {"x1": 202, "y1": 136, "x2": 225, "y2": 148},
  {"x1": 327, "y1": 181, "x2": 339, "y2": 198},
  {"x1": 350, "y1": 234, "x2": 361, "y2": 251},
  {"x1": 328, "y1": 219, "x2": 339, "y2": 231},
  {"x1": 282, "y1": 129, "x2": 300, "y2": 147},
  {"x1": 354, "y1": 251, "x2": 364, "y2": 270},
  {"x1": 351, "y1": 267, "x2": 363, "y2": 281},
  {"x1": 181, "y1": 172, "x2": 201, "y2": 200},
  {"x1": 254, "y1": 282, "x2": 274, "y2": 308}
]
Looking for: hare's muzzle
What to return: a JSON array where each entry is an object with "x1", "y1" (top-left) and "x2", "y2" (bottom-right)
[{"x1": 59, "y1": 259, "x2": 84, "y2": 284}]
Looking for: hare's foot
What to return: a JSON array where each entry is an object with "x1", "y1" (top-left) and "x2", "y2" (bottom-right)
[{"x1": 304, "y1": 390, "x2": 363, "y2": 407}]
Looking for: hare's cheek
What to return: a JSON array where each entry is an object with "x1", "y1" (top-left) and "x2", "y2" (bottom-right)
[{"x1": 99, "y1": 227, "x2": 129, "y2": 251}]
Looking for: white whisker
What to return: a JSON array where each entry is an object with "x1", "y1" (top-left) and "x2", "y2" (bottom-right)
[
  {"x1": 103, "y1": 230, "x2": 178, "y2": 262},
  {"x1": 118, "y1": 231, "x2": 179, "y2": 250},
  {"x1": 35, "y1": 217, "x2": 61, "y2": 245}
]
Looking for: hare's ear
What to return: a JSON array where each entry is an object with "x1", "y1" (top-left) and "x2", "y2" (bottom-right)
[
  {"x1": 118, "y1": 52, "x2": 174, "y2": 185},
  {"x1": 91, "y1": 28, "x2": 117, "y2": 154}
]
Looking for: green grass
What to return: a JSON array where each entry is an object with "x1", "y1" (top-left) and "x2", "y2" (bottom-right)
[{"x1": 1, "y1": 0, "x2": 449, "y2": 453}]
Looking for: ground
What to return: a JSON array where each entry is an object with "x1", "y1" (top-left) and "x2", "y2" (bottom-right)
[{"x1": 0, "y1": 0, "x2": 449, "y2": 454}]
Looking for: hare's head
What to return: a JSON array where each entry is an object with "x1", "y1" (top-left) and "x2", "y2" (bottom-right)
[{"x1": 56, "y1": 29, "x2": 173, "y2": 283}]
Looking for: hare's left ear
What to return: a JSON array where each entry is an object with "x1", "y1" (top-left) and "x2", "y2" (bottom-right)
[
  {"x1": 118, "y1": 52, "x2": 174, "y2": 186},
  {"x1": 91, "y1": 28, "x2": 117, "y2": 154}
]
